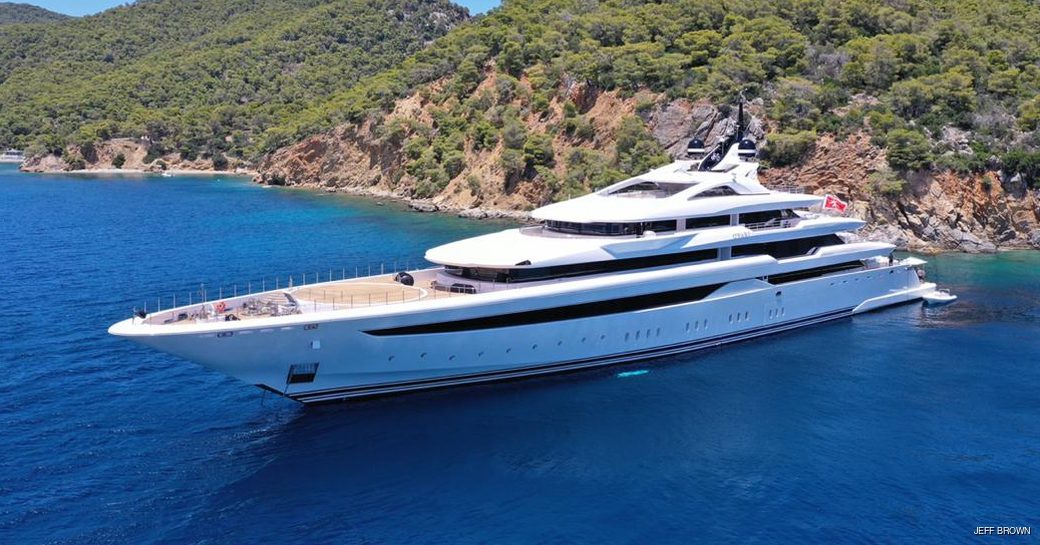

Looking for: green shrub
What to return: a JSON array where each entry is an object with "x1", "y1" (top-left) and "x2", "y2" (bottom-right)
[
  {"x1": 501, "y1": 121, "x2": 527, "y2": 149},
  {"x1": 112, "y1": 153, "x2": 126, "y2": 169},
  {"x1": 469, "y1": 121, "x2": 498, "y2": 151},
  {"x1": 499, "y1": 148, "x2": 525, "y2": 182},
  {"x1": 442, "y1": 150, "x2": 466, "y2": 179},
  {"x1": 868, "y1": 169, "x2": 906, "y2": 195},
  {"x1": 1002, "y1": 150, "x2": 1040, "y2": 188},
  {"x1": 885, "y1": 129, "x2": 932, "y2": 171},
  {"x1": 523, "y1": 132, "x2": 555, "y2": 168},
  {"x1": 66, "y1": 155, "x2": 86, "y2": 170},
  {"x1": 614, "y1": 116, "x2": 669, "y2": 175},
  {"x1": 212, "y1": 154, "x2": 229, "y2": 170},
  {"x1": 762, "y1": 131, "x2": 816, "y2": 167}
]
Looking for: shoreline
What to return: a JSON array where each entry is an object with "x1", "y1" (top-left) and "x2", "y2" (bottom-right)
[
  {"x1": 284, "y1": 181, "x2": 535, "y2": 222},
  {"x1": 20, "y1": 166, "x2": 257, "y2": 177}
]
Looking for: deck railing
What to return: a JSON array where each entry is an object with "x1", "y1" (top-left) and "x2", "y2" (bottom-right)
[
  {"x1": 764, "y1": 184, "x2": 806, "y2": 194},
  {"x1": 743, "y1": 218, "x2": 802, "y2": 231},
  {"x1": 133, "y1": 257, "x2": 528, "y2": 322}
]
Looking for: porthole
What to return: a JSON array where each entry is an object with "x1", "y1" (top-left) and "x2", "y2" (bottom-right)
[
  {"x1": 478, "y1": 351, "x2": 484, "y2": 357},
  {"x1": 388, "y1": 356, "x2": 395, "y2": 362},
  {"x1": 635, "y1": 330, "x2": 641, "y2": 340},
  {"x1": 728, "y1": 314, "x2": 733, "y2": 323},
  {"x1": 532, "y1": 344, "x2": 538, "y2": 350},
  {"x1": 625, "y1": 333, "x2": 630, "y2": 341},
  {"x1": 557, "y1": 340, "x2": 563, "y2": 346},
  {"x1": 449, "y1": 355, "x2": 455, "y2": 361},
  {"x1": 685, "y1": 322, "x2": 690, "y2": 332},
  {"x1": 600, "y1": 334, "x2": 606, "y2": 340},
  {"x1": 506, "y1": 348, "x2": 512, "y2": 353},
  {"x1": 581, "y1": 337, "x2": 587, "y2": 343},
  {"x1": 744, "y1": 311, "x2": 749, "y2": 320},
  {"x1": 420, "y1": 352, "x2": 427, "y2": 358}
]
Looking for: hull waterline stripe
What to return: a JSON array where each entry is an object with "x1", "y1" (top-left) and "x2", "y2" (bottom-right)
[{"x1": 292, "y1": 307, "x2": 855, "y2": 403}]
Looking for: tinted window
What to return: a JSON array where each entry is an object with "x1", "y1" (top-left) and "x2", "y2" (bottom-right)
[
  {"x1": 545, "y1": 220, "x2": 676, "y2": 236},
  {"x1": 738, "y1": 209, "x2": 796, "y2": 224},
  {"x1": 453, "y1": 248, "x2": 719, "y2": 283},
  {"x1": 685, "y1": 215, "x2": 730, "y2": 229},
  {"x1": 732, "y1": 234, "x2": 844, "y2": 259},
  {"x1": 691, "y1": 186, "x2": 737, "y2": 198}
]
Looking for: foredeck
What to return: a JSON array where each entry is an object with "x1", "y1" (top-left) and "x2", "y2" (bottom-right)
[{"x1": 142, "y1": 270, "x2": 478, "y2": 326}]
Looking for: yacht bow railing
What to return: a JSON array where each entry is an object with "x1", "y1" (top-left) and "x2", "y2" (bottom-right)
[{"x1": 131, "y1": 257, "x2": 530, "y2": 324}]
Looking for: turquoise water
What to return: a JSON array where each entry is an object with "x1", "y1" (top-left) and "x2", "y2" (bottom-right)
[{"x1": 2, "y1": 164, "x2": 1039, "y2": 543}]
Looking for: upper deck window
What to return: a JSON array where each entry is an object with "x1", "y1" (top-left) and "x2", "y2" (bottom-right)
[
  {"x1": 685, "y1": 215, "x2": 730, "y2": 229},
  {"x1": 448, "y1": 248, "x2": 719, "y2": 283},
  {"x1": 609, "y1": 180, "x2": 688, "y2": 198},
  {"x1": 732, "y1": 234, "x2": 844, "y2": 259},
  {"x1": 545, "y1": 220, "x2": 677, "y2": 236},
  {"x1": 738, "y1": 209, "x2": 796, "y2": 224},
  {"x1": 689, "y1": 186, "x2": 738, "y2": 199}
]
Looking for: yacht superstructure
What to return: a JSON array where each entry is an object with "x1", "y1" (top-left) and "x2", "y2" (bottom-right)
[
  {"x1": 110, "y1": 112, "x2": 942, "y2": 403},
  {"x1": 0, "y1": 149, "x2": 24, "y2": 164}
]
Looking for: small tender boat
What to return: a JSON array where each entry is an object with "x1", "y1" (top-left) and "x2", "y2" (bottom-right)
[
  {"x1": 160, "y1": 171, "x2": 173, "y2": 178},
  {"x1": 922, "y1": 289, "x2": 957, "y2": 305}
]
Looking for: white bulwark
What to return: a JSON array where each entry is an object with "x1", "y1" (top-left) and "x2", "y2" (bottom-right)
[{"x1": 110, "y1": 133, "x2": 944, "y2": 403}]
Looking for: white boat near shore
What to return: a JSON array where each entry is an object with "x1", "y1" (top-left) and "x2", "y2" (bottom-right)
[
  {"x1": 110, "y1": 106, "x2": 944, "y2": 404},
  {"x1": 0, "y1": 149, "x2": 25, "y2": 164}
]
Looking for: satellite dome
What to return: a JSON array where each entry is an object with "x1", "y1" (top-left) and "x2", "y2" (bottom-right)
[
  {"x1": 737, "y1": 138, "x2": 757, "y2": 157},
  {"x1": 686, "y1": 138, "x2": 706, "y2": 156}
]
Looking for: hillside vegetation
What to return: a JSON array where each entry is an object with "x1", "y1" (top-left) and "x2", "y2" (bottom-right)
[
  {"x1": 0, "y1": 3, "x2": 69, "y2": 25},
  {"x1": 268, "y1": 0, "x2": 1040, "y2": 195},
  {"x1": 0, "y1": 0, "x2": 467, "y2": 164}
]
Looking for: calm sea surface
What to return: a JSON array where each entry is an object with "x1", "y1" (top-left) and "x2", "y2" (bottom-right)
[{"x1": 2, "y1": 164, "x2": 1038, "y2": 544}]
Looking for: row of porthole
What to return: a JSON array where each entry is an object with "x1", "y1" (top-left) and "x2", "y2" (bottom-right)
[
  {"x1": 624, "y1": 327, "x2": 662, "y2": 342},
  {"x1": 728, "y1": 311, "x2": 751, "y2": 324},
  {"x1": 684, "y1": 319, "x2": 709, "y2": 332},
  {"x1": 391, "y1": 328, "x2": 682, "y2": 366},
  {"x1": 767, "y1": 307, "x2": 786, "y2": 319}
]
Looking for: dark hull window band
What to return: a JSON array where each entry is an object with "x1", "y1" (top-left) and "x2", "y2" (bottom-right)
[
  {"x1": 366, "y1": 283, "x2": 725, "y2": 336},
  {"x1": 766, "y1": 261, "x2": 864, "y2": 284},
  {"x1": 451, "y1": 248, "x2": 718, "y2": 283},
  {"x1": 733, "y1": 234, "x2": 844, "y2": 259}
]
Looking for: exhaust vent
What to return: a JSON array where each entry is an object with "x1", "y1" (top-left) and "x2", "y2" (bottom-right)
[{"x1": 286, "y1": 362, "x2": 319, "y2": 385}]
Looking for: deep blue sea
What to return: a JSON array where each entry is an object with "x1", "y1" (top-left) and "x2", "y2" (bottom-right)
[{"x1": 2, "y1": 164, "x2": 1038, "y2": 544}]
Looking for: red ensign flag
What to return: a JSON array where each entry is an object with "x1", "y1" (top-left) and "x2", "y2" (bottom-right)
[{"x1": 823, "y1": 194, "x2": 848, "y2": 213}]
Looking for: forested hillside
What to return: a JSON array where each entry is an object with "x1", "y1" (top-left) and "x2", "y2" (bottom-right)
[
  {"x1": 0, "y1": 3, "x2": 69, "y2": 25},
  {"x1": 256, "y1": 0, "x2": 1039, "y2": 250},
  {"x1": 266, "y1": 0, "x2": 1040, "y2": 190},
  {"x1": 0, "y1": 0, "x2": 468, "y2": 164}
]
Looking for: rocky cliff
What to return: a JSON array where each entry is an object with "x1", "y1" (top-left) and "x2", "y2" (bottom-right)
[{"x1": 256, "y1": 78, "x2": 1040, "y2": 252}]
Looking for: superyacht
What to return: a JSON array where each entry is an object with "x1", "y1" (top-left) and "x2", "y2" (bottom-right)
[{"x1": 110, "y1": 109, "x2": 945, "y2": 403}]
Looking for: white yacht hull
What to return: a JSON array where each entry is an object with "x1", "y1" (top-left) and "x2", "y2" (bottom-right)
[{"x1": 111, "y1": 263, "x2": 931, "y2": 404}]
